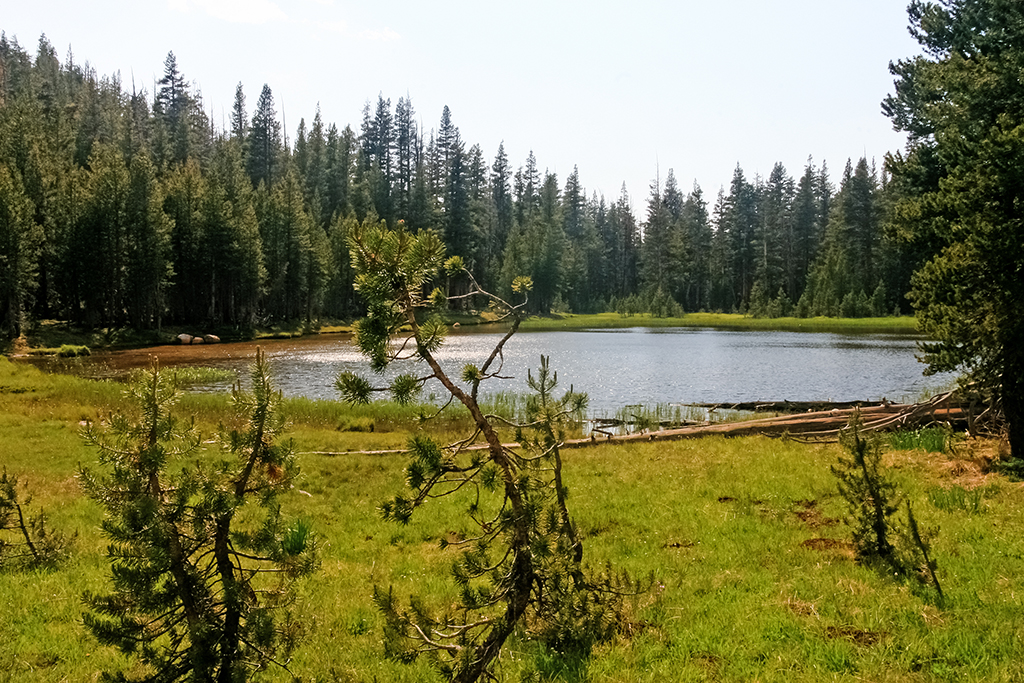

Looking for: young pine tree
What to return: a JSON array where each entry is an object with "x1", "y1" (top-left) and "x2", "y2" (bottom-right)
[
  {"x1": 0, "y1": 468, "x2": 72, "y2": 569},
  {"x1": 79, "y1": 350, "x2": 316, "y2": 682},
  {"x1": 337, "y1": 221, "x2": 638, "y2": 682}
]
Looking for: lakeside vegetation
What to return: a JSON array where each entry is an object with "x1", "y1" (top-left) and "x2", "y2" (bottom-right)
[
  {"x1": 517, "y1": 312, "x2": 920, "y2": 335},
  {"x1": 2, "y1": 356, "x2": 1021, "y2": 682}
]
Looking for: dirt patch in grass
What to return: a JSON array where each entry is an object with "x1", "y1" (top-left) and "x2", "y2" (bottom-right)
[
  {"x1": 792, "y1": 499, "x2": 839, "y2": 529},
  {"x1": 824, "y1": 625, "x2": 886, "y2": 646},
  {"x1": 784, "y1": 596, "x2": 820, "y2": 618}
]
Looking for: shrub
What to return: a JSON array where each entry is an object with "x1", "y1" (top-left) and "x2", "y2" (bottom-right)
[
  {"x1": 832, "y1": 418, "x2": 944, "y2": 602},
  {"x1": 56, "y1": 344, "x2": 90, "y2": 357},
  {"x1": 0, "y1": 468, "x2": 73, "y2": 569}
]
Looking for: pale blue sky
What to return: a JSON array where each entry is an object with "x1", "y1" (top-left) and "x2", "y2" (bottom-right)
[{"x1": 2, "y1": 0, "x2": 922, "y2": 210}]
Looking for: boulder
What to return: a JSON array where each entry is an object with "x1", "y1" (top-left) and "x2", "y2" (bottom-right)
[
  {"x1": 203, "y1": 334, "x2": 221, "y2": 344},
  {"x1": 175, "y1": 333, "x2": 193, "y2": 345}
]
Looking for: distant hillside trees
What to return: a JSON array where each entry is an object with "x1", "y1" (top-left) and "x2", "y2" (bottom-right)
[{"x1": 0, "y1": 32, "x2": 920, "y2": 337}]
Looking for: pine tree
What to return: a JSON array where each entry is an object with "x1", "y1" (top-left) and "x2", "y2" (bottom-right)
[
  {"x1": 755, "y1": 162, "x2": 793, "y2": 300},
  {"x1": 640, "y1": 175, "x2": 671, "y2": 295},
  {"x1": 210, "y1": 137, "x2": 266, "y2": 325},
  {"x1": 0, "y1": 164, "x2": 42, "y2": 336},
  {"x1": 884, "y1": 0, "x2": 1024, "y2": 456},
  {"x1": 790, "y1": 158, "x2": 821, "y2": 303},
  {"x1": 393, "y1": 96, "x2": 417, "y2": 219},
  {"x1": 230, "y1": 82, "x2": 247, "y2": 142},
  {"x1": 723, "y1": 165, "x2": 758, "y2": 308},
  {"x1": 248, "y1": 84, "x2": 282, "y2": 189},
  {"x1": 122, "y1": 151, "x2": 171, "y2": 329},
  {"x1": 337, "y1": 223, "x2": 635, "y2": 682}
]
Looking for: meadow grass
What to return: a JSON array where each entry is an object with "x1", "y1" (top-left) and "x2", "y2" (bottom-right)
[
  {"x1": 1, "y1": 357, "x2": 1023, "y2": 682},
  {"x1": 889, "y1": 427, "x2": 954, "y2": 454}
]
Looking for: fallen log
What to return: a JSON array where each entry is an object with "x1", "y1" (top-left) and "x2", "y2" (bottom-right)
[
  {"x1": 300, "y1": 393, "x2": 974, "y2": 457},
  {"x1": 686, "y1": 399, "x2": 890, "y2": 413}
]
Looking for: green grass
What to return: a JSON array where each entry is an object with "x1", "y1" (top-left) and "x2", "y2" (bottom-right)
[
  {"x1": 516, "y1": 312, "x2": 920, "y2": 334},
  {"x1": 56, "y1": 344, "x2": 91, "y2": 358},
  {"x1": 127, "y1": 365, "x2": 236, "y2": 388},
  {"x1": 889, "y1": 427, "x2": 954, "y2": 453},
  {"x1": 2, "y1": 357, "x2": 1023, "y2": 682}
]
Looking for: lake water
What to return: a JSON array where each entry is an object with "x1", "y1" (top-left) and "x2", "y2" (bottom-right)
[{"x1": 65, "y1": 327, "x2": 953, "y2": 416}]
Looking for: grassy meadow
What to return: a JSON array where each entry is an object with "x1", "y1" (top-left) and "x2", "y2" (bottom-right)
[{"x1": 1, "y1": 355, "x2": 1022, "y2": 682}]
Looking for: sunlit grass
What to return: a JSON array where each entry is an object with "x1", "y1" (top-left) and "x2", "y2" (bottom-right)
[{"x1": 127, "y1": 365, "x2": 237, "y2": 388}]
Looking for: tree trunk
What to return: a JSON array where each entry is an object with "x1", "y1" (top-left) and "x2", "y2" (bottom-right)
[{"x1": 1003, "y1": 347, "x2": 1023, "y2": 458}]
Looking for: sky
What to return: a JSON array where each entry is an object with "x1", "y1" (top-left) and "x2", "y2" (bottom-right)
[{"x1": 2, "y1": 0, "x2": 924, "y2": 212}]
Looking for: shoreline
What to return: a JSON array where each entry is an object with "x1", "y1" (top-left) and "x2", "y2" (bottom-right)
[{"x1": 3, "y1": 313, "x2": 920, "y2": 359}]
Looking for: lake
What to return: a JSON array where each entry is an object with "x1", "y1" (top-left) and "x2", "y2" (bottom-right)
[{"x1": 57, "y1": 327, "x2": 953, "y2": 416}]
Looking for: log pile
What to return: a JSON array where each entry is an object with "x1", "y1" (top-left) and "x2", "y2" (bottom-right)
[
  {"x1": 563, "y1": 391, "x2": 973, "y2": 448},
  {"x1": 300, "y1": 391, "x2": 997, "y2": 457}
]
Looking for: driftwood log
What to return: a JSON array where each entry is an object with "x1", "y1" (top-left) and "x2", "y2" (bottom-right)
[{"x1": 685, "y1": 399, "x2": 889, "y2": 413}]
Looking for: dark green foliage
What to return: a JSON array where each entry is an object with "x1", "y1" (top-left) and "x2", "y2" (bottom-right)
[
  {"x1": 611, "y1": 288, "x2": 684, "y2": 318},
  {"x1": 832, "y1": 424, "x2": 902, "y2": 572},
  {"x1": 884, "y1": 0, "x2": 1024, "y2": 456},
  {"x1": 79, "y1": 350, "x2": 317, "y2": 682},
  {"x1": 0, "y1": 163, "x2": 42, "y2": 337},
  {"x1": 0, "y1": 468, "x2": 73, "y2": 569}
]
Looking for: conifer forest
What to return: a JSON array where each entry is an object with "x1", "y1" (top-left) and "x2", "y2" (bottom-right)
[{"x1": 1, "y1": 34, "x2": 919, "y2": 338}]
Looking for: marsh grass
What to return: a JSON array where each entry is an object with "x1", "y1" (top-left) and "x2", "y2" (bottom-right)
[
  {"x1": 127, "y1": 365, "x2": 236, "y2": 389},
  {"x1": 2, "y1": 358, "x2": 1024, "y2": 682},
  {"x1": 605, "y1": 402, "x2": 709, "y2": 431},
  {"x1": 927, "y1": 485, "x2": 989, "y2": 514},
  {"x1": 889, "y1": 427, "x2": 953, "y2": 453},
  {"x1": 56, "y1": 344, "x2": 91, "y2": 358},
  {"x1": 517, "y1": 312, "x2": 920, "y2": 335}
]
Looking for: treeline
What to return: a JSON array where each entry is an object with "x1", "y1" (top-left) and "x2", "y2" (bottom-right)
[{"x1": 0, "y1": 34, "x2": 919, "y2": 337}]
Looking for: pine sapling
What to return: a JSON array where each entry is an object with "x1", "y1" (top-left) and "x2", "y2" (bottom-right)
[
  {"x1": 339, "y1": 222, "x2": 641, "y2": 682},
  {"x1": 80, "y1": 350, "x2": 317, "y2": 682},
  {"x1": 0, "y1": 468, "x2": 73, "y2": 569},
  {"x1": 832, "y1": 417, "x2": 902, "y2": 574}
]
